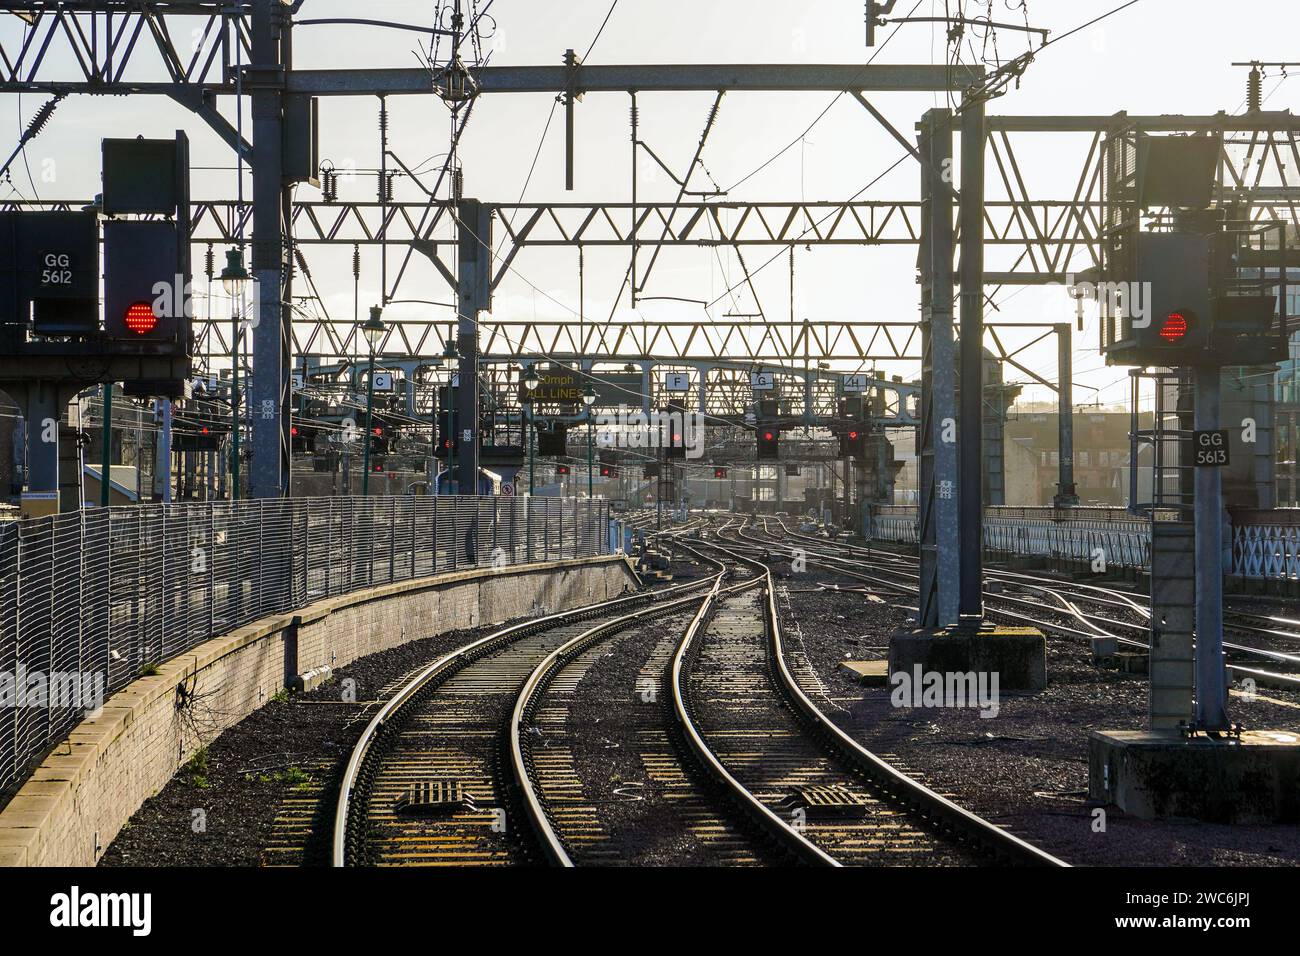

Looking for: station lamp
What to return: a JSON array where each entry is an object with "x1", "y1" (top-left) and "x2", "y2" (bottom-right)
[
  {"x1": 220, "y1": 247, "x2": 248, "y2": 297},
  {"x1": 582, "y1": 384, "x2": 596, "y2": 407},
  {"x1": 524, "y1": 363, "x2": 541, "y2": 392},
  {"x1": 362, "y1": 306, "x2": 388, "y2": 351}
]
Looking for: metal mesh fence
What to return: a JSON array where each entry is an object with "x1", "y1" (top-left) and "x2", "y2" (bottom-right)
[
  {"x1": 869, "y1": 510, "x2": 1151, "y2": 570},
  {"x1": 0, "y1": 494, "x2": 610, "y2": 802}
]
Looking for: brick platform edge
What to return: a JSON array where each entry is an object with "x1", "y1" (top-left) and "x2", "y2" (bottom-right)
[{"x1": 0, "y1": 554, "x2": 639, "y2": 867}]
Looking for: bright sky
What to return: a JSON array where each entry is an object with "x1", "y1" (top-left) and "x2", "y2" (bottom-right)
[{"x1": 3, "y1": 0, "x2": 1297, "y2": 411}]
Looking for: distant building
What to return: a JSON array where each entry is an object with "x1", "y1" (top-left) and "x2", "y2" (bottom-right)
[{"x1": 1003, "y1": 408, "x2": 1136, "y2": 507}]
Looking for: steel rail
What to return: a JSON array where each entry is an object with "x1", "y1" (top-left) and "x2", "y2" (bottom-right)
[
  {"x1": 669, "y1": 569, "x2": 840, "y2": 866},
  {"x1": 331, "y1": 574, "x2": 718, "y2": 867},
  {"x1": 509, "y1": 587, "x2": 719, "y2": 865},
  {"x1": 755, "y1": 519, "x2": 1300, "y2": 687},
  {"x1": 700, "y1": 538, "x2": 1068, "y2": 867},
  {"x1": 509, "y1": 545, "x2": 730, "y2": 866}
]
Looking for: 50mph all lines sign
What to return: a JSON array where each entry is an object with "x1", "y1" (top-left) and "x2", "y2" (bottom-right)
[{"x1": 1193, "y1": 429, "x2": 1230, "y2": 467}]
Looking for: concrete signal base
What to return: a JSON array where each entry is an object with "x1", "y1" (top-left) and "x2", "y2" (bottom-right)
[
  {"x1": 887, "y1": 625, "x2": 1047, "y2": 692},
  {"x1": 1089, "y1": 729, "x2": 1300, "y2": 823}
]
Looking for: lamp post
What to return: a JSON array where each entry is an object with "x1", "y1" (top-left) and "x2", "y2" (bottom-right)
[
  {"x1": 219, "y1": 247, "x2": 249, "y2": 500},
  {"x1": 524, "y1": 364, "x2": 540, "y2": 496},
  {"x1": 442, "y1": 339, "x2": 459, "y2": 494},
  {"x1": 583, "y1": 384, "x2": 596, "y2": 498},
  {"x1": 361, "y1": 306, "x2": 388, "y2": 496}
]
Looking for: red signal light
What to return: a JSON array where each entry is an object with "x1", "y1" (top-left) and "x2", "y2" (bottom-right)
[
  {"x1": 1159, "y1": 311, "x2": 1188, "y2": 342},
  {"x1": 124, "y1": 301, "x2": 157, "y2": 335},
  {"x1": 848, "y1": 430, "x2": 860, "y2": 440},
  {"x1": 372, "y1": 426, "x2": 383, "y2": 436},
  {"x1": 763, "y1": 431, "x2": 775, "y2": 441},
  {"x1": 290, "y1": 426, "x2": 299, "y2": 437}
]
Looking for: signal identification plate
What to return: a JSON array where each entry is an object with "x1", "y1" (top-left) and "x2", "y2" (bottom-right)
[{"x1": 1193, "y1": 429, "x2": 1230, "y2": 467}]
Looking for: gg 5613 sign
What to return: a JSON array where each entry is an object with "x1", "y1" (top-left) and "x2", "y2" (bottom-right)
[{"x1": 1193, "y1": 429, "x2": 1229, "y2": 467}]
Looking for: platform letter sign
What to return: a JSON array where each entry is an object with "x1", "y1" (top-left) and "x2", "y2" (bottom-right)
[
  {"x1": 664, "y1": 372, "x2": 690, "y2": 392},
  {"x1": 372, "y1": 371, "x2": 394, "y2": 392},
  {"x1": 750, "y1": 371, "x2": 774, "y2": 391},
  {"x1": 1193, "y1": 429, "x2": 1229, "y2": 467},
  {"x1": 842, "y1": 374, "x2": 867, "y2": 393}
]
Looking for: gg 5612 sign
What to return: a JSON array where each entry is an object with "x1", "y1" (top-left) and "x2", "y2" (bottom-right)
[
  {"x1": 37, "y1": 250, "x2": 76, "y2": 288},
  {"x1": 1193, "y1": 429, "x2": 1229, "y2": 467}
]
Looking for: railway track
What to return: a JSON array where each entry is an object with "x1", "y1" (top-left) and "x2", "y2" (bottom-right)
[
  {"x1": 509, "y1": 562, "x2": 774, "y2": 866},
  {"x1": 332, "y1": 575, "x2": 720, "y2": 866},
  {"x1": 335, "y1": 525, "x2": 1062, "y2": 866},
  {"x1": 740, "y1": 517, "x2": 1300, "y2": 689},
  {"x1": 667, "y1": 539, "x2": 1066, "y2": 867}
]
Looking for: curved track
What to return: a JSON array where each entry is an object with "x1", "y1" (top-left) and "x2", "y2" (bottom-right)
[
  {"x1": 335, "y1": 522, "x2": 1067, "y2": 867},
  {"x1": 333, "y1": 575, "x2": 718, "y2": 866},
  {"x1": 668, "y1": 538, "x2": 1067, "y2": 867}
]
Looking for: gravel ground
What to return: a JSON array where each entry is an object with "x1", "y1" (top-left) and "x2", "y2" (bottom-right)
[
  {"x1": 540, "y1": 607, "x2": 777, "y2": 865},
  {"x1": 101, "y1": 616, "x2": 534, "y2": 867},
  {"x1": 99, "y1": 536, "x2": 1298, "y2": 868},
  {"x1": 100, "y1": 568, "x2": 704, "y2": 868},
  {"x1": 768, "y1": 558, "x2": 1300, "y2": 867}
]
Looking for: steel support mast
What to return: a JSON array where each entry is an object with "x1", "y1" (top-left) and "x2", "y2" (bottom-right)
[
  {"x1": 957, "y1": 101, "x2": 986, "y2": 628},
  {"x1": 917, "y1": 108, "x2": 958, "y2": 627}
]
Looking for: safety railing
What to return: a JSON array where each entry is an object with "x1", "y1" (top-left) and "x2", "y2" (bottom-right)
[
  {"x1": 981, "y1": 518, "x2": 1151, "y2": 570},
  {"x1": 1233, "y1": 522, "x2": 1300, "y2": 580},
  {"x1": 874, "y1": 507, "x2": 1300, "y2": 580},
  {"x1": 868, "y1": 509, "x2": 1151, "y2": 571},
  {"x1": 0, "y1": 495, "x2": 611, "y2": 803}
]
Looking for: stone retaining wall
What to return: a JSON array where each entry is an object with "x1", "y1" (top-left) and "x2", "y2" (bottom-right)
[{"x1": 0, "y1": 556, "x2": 636, "y2": 867}]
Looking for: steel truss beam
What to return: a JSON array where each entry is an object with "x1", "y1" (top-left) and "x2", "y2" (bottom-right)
[
  {"x1": 0, "y1": 6, "x2": 979, "y2": 96},
  {"x1": 0, "y1": 2, "x2": 249, "y2": 93},
  {"x1": 295, "y1": 63, "x2": 985, "y2": 96},
  {"x1": 196, "y1": 318, "x2": 1074, "y2": 366},
  {"x1": 5, "y1": 120, "x2": 1297, "y2": 364}
]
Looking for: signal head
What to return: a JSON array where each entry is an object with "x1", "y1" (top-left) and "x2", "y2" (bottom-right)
[
  {"x1": 124, "y1": 301, "x2": 157, "y2": 335},
  {"x1": 1159, "y1": 311, "x2": 1189, "y2": 342}
]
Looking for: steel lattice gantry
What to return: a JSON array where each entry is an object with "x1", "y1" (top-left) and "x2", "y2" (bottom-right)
[
  {"x1": 0, "y1": 0, "x2": 985, "y2": 496},
  {"x1": 5, "y1": 3, "x2": 1300, "y2": 625}
]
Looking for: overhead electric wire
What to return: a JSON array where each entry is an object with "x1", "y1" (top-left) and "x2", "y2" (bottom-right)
[
  {"x1": 492, "y1": 0, "x2": 620, "y2": 260},
  {"x1": 724, "y1": 0, "x2": 926, "y2": 194},
  {"x1": 704, "y1": 151, "x2": 911, "y2": 311}
]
